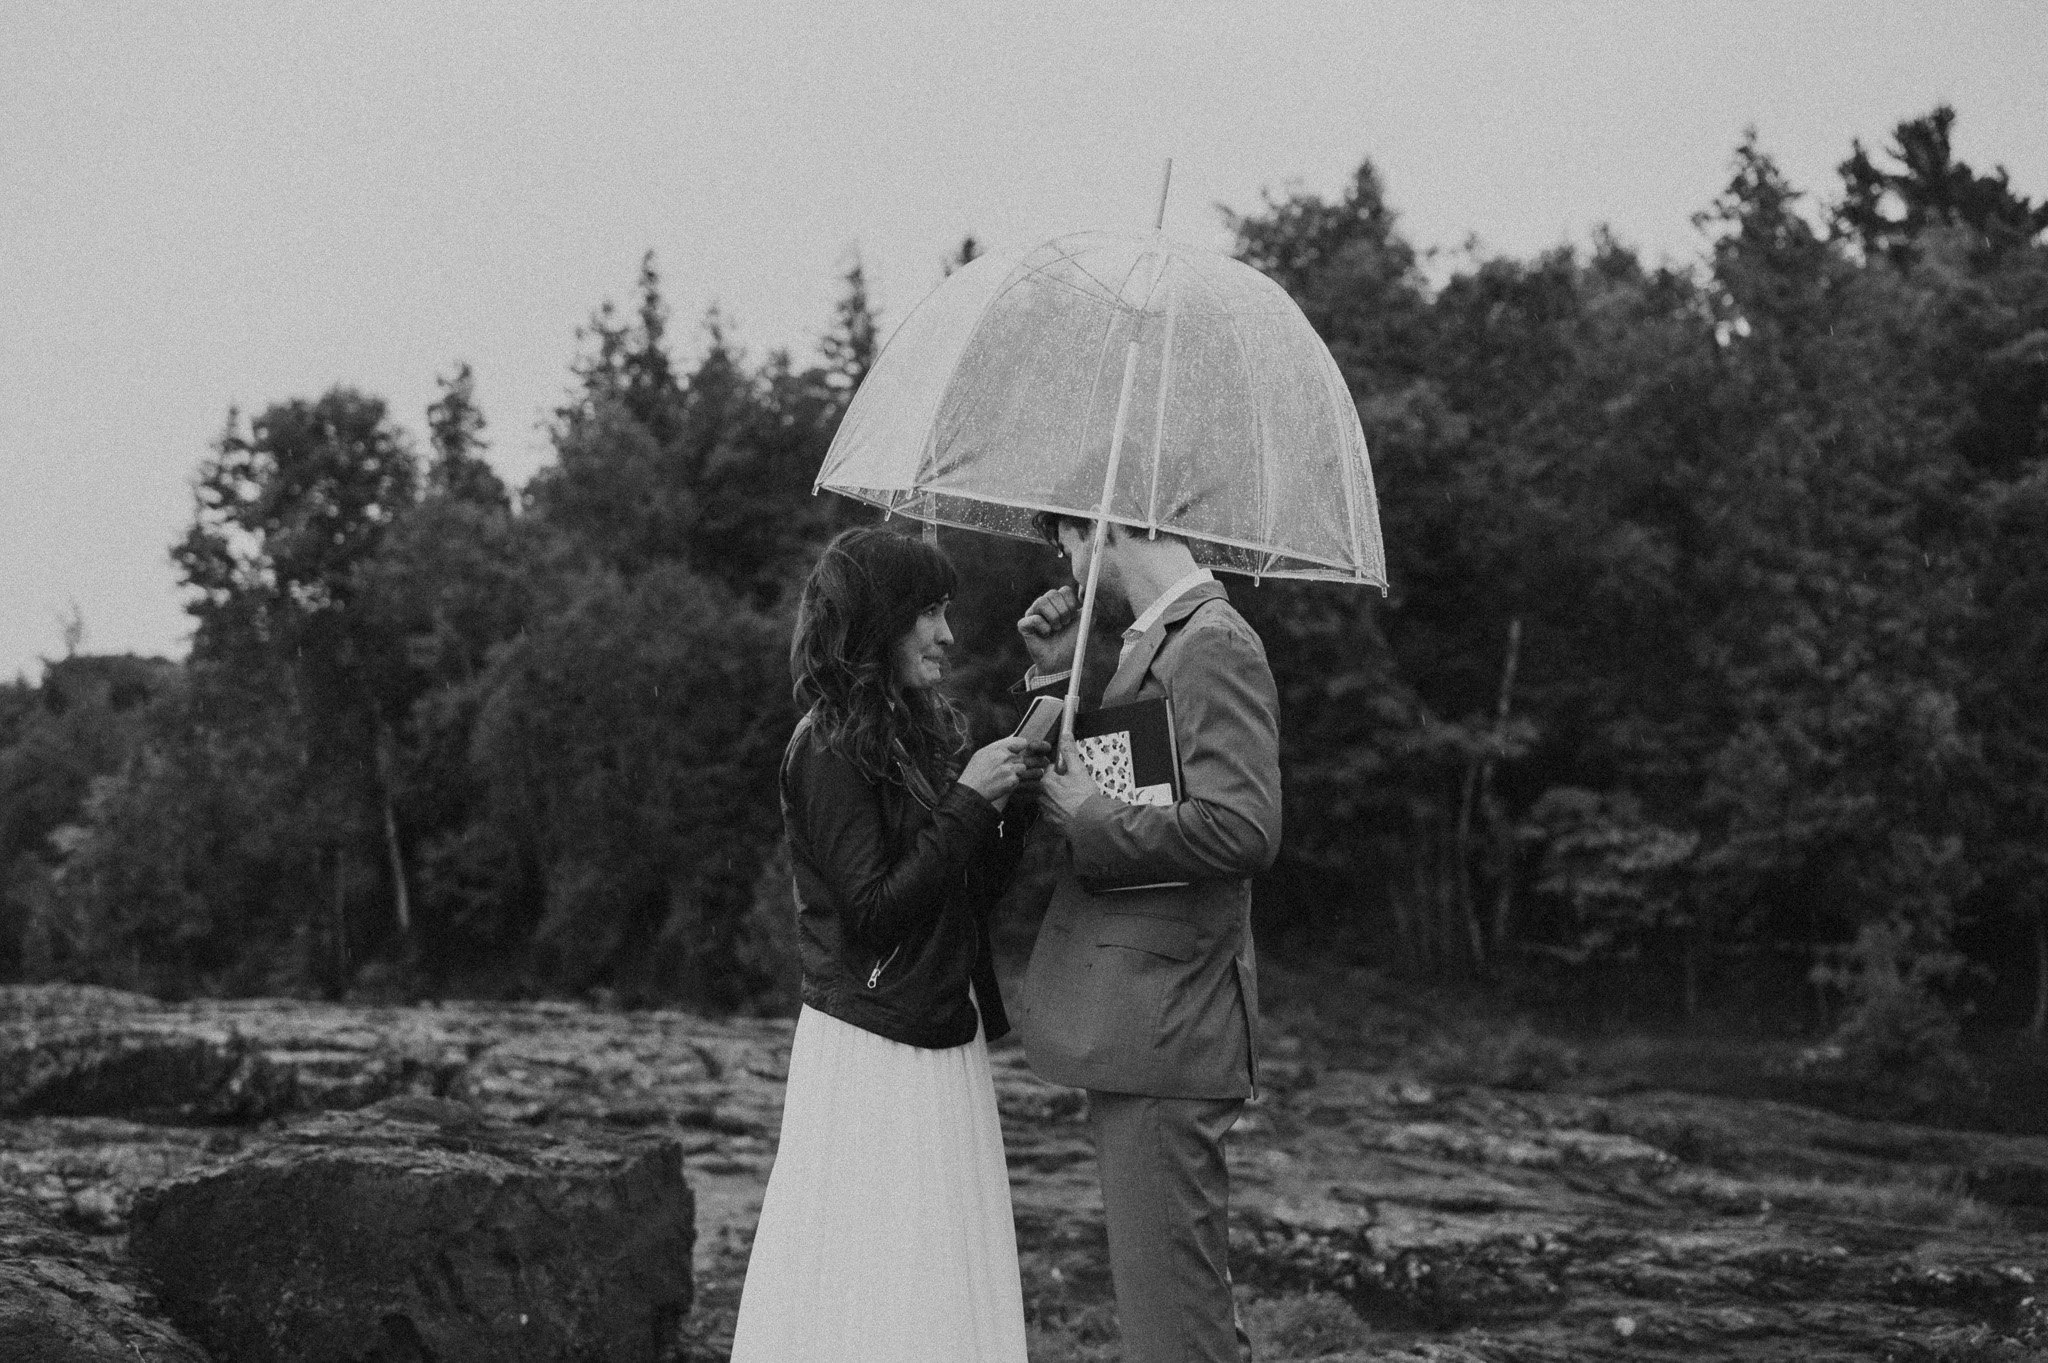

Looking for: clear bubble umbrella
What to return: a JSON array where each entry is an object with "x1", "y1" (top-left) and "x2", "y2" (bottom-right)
[{"x1": 815, "y1": 183, "x2": 1386, "y2": 746}]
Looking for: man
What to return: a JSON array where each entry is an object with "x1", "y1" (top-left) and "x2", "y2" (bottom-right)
[{"x1": 1016, "y1": 512, "x2": 1280, "y2": 1363}]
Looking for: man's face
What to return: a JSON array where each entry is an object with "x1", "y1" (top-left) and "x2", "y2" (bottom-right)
[{"x1": 1056, "y1": 521, "x2": 1125, "y2": 611}]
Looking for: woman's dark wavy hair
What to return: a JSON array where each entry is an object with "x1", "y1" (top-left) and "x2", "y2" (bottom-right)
[{"x1": 791, "y1": 526, "x2": 966, "y2": 799}]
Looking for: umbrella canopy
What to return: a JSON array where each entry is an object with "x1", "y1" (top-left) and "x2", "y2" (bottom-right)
[{"x1": 816, "y1": 230, "x2": 1386, "y2": 588}]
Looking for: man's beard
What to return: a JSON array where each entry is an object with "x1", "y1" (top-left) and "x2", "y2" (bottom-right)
[{"x1": 1089, "y1": 580, "x2": 1136, "y2": 634}]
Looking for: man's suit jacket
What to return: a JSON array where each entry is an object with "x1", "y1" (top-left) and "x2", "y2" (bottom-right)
[{"x1": 1018, "y1": 580, "x2": 1281, "y2": 1100}]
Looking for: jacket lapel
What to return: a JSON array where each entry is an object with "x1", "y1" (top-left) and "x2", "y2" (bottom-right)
[{"x1": 1101, "y1": 580, "x2": 1228, "y2": 706}]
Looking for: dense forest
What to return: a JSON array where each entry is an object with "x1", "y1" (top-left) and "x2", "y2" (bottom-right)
[{"x1": 4, "y1": 109, "x2": 2044, "y2": 1097}]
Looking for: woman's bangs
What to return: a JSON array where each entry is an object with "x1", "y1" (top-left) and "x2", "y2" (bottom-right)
[{"x1": 896, "y1": 536, "x2": 958, "y2": 613}]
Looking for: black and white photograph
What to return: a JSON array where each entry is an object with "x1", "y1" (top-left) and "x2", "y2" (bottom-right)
[{"x1": 4, "y1": 4, "x2": 2047, "y2": 1360}]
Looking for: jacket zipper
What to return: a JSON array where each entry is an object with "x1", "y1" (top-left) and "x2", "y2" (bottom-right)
[{"x1": 866, "y1": 944, "x2": 902, "y2": 989}]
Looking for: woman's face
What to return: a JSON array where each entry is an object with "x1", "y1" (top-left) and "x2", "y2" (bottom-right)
[{"x1": 892, "y1": 598, "x2": 954, "y2": 690}]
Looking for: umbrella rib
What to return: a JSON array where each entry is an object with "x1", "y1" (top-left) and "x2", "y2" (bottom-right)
[
  {"x1": 1199, "y1": 263, "x2": 1274, "y2": 569},
  {"x1": 935, "y1": 243, "x2": 1149, "y2": 510},
  {"x1": 938, "y1": 247, "x2": 1145, "y2": 490},
  {"x1": 910, "y1": 252, "x2": 1036, "y2": 494},
  {"x1": 1064, "y1": 313, "x2": 1131, "y2": 515},
  {"x1": 1049, "y1": 234, "x2": 1153, "y2": 313},
  {"x1": 815, "y1": 248, "x2": 1001, "y2": 499},
  {"x1": 1320, "y1": 340, "x2": 1372, "y2": 582},
  {"x1": 1061, "y1": 248, "x2": 1158, "y2": 514},
  {"x1": 948, "y1": 245, "x2": 1126, "y2": 395},
  {"x1": 830, "y1": 488, "x2": 1369, "y2": 580},
  {"x1": 835, "y1": 485, "x2": 1367, "y2": 575},
  {"x1": 919, "y1": 254, "x2": 1080, "y2": 484},
  {"x1": 1001, "y1": 254, "x2": 1126, "y2": 310},
  {"x1": 1145, "y1": 263, "x2": 1180, "y2": 534},
  {"x1": 1000, "y1": 237, "x2": 1138, "y2": 311}
]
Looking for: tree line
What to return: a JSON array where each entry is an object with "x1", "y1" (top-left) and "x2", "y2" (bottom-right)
[{"x1": 3, "y1": 110, "x2": 2043, "y2": 1079}]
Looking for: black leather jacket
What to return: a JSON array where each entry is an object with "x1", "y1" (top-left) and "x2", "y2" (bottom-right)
[{"x1": 780, "y1": 719, "x2": 1029, "y2": 1047}]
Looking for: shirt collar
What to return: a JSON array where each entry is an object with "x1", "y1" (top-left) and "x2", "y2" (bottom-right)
[{"x1": 1122, "y1": 567, "x2": 1217, "y2": 646}]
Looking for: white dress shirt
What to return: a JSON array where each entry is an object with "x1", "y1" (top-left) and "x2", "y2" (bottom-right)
[{"x1": 1117, "y1": 567, "x2": 1216, "y2": 667}]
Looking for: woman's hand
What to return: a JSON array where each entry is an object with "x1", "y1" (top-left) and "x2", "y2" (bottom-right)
[{"x1": 959, "y1": 736, "x2": 1051, "y2": 810}]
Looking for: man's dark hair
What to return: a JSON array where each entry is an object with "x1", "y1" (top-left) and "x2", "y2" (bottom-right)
[
  {"x1": 1030, "y1": 510, "x2": 1186, "y2": 550},
  {"x1": 1030, "y1": 509, "x2": 1084, "y2": 547}
]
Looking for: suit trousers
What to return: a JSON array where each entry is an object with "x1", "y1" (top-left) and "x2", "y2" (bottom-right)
[{"x1": 1086, "y1": 1090, "x2": 1251, "y2": 1363}]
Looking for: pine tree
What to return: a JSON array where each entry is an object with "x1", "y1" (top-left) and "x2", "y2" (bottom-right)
[
  {"x1": 820, "y1": 255, "x2": 879, "y2": 397},
  {"x1": 174, "y1": 389, "x2": 424, "y2": 947},
  {"x1": 1838, "y1": 106, "x2": 2048, "y2": 265},
  {"x1": 425, "y1": 363, "x2": 507, "y2": 509}
]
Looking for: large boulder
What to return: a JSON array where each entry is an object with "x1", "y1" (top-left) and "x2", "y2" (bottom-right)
[
  {"x1": 0, "y1": 1189, "x2": 210, "y2": 1363},
  {"x1": 129, "y1": 1095, "x2": 694, "y2": 1363}
]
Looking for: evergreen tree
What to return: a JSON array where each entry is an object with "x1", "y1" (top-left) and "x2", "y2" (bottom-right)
[
  {"x1": 530, "y1": 259, "x2": 697, "y2": 573},
  {"x1": 820, "y1": 255, "x2": 879, "y2": 397},
  {"x1": 174, "y1": 389, "x2": 424, "y2": 957},
  {"x1": 1838, "y1": 105, "x2": 2048, "y2": 265},
  {"x1": 425, "y1": 362, "x2": 507, "y2": 509}
]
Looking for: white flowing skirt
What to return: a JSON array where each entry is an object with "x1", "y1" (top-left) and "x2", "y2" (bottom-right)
[{"x1": 728, "y1": 996, "x2": 1029, "y2": 1363}]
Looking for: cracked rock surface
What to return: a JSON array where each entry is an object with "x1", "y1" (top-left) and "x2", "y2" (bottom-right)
[{"x1": 2, "y1": 986, "x2": 2045, "y2": 1360}]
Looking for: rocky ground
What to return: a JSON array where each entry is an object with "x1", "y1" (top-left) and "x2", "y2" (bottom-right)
[{"x1": 1, "y1": 983, "x2": 2044, "y2": 1361}]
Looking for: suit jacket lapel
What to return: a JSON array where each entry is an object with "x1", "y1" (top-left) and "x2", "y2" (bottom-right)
[
  {"x1": 1100, "y1": 627, "x2": 1164, "y2": 706},
  {"x1": 1100, "y1": 580, "x2": 1228, "y2": 706}
]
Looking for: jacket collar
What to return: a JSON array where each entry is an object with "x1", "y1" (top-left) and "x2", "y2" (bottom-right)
[{"x1": 1102, "y1": 579, "x2": 1229, "y2": 705}]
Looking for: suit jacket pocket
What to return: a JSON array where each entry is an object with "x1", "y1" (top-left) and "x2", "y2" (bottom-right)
[{"x1": 1095, "y1": 913, "x2": 1197, "y2": 962}]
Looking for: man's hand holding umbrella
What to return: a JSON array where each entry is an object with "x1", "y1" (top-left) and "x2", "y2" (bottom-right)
[{"x1": 1033, "y1": 732, "x2": 1098, "y2": 834}]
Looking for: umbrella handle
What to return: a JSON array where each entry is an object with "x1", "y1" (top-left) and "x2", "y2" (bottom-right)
[
  {"x1": 1058, "y1": 513, "x2": 1113, "y2": 765},
  {"x1": 1058, "y1": 340, "x2": 1143, "y2": 766}
]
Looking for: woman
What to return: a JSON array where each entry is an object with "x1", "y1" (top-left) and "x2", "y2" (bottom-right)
[{"x1": 729, "y1": 526, "x2": 1046, "y2": 1362}]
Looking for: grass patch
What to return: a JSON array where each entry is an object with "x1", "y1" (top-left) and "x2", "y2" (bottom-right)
[
  {"x1": 1256, "y1": 959, "x2": 1587, "y2": 1092},
  {"x1": 1239, "y1": 1290, "x2": 1375, "y2": 1359},
  {"x1": 1410, "y1": 1020, "x2": 1584, "y2": 1092},
  {"x1": 1024, "y1": 1318, "x2": 1121, "y2": 1363},
  {"x1": 1017, "y1": 1224, "x2": 1122, "y2": 1363},
  {"x1": 1024, "y1": 1289, "x2": 1380, "y2": 1362}
]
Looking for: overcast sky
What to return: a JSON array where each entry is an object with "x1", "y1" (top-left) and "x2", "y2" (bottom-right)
[{"x1": 5, "y1": 1, "x2": 2045, "y2": 681}]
